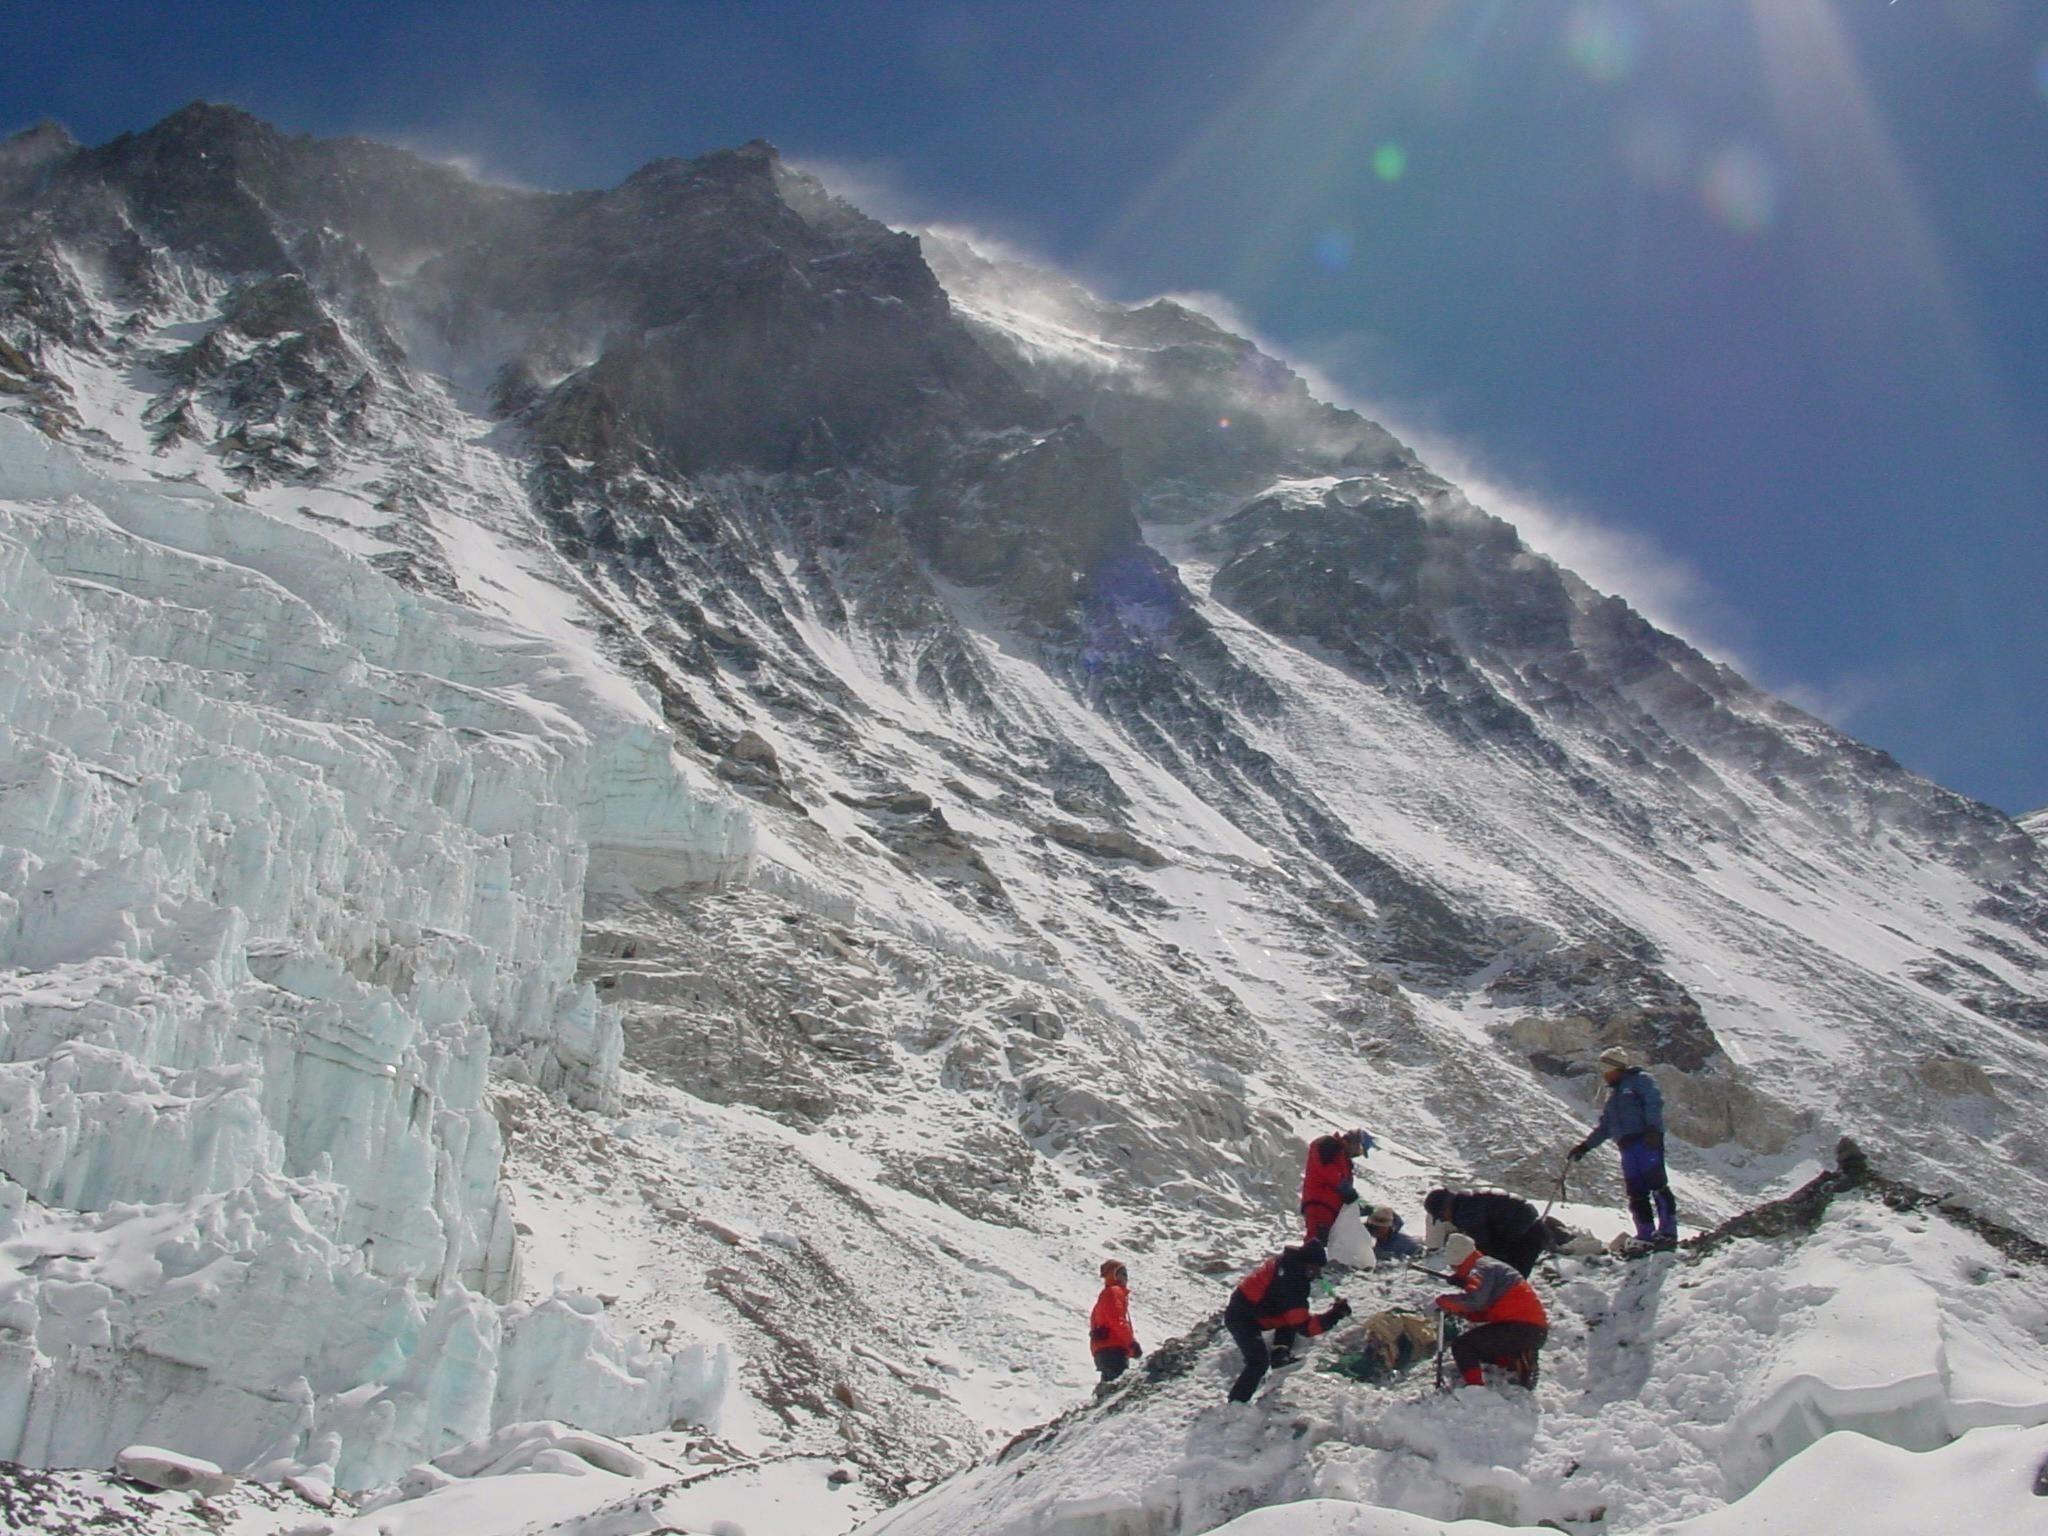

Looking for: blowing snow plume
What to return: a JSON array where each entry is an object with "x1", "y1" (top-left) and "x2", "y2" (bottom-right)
[{"x1": 0, "y1": 107, "x2": 2044, "y2": 1534}]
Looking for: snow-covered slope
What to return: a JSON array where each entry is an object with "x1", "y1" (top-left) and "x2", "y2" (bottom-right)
[
  {"x1": 18, "y1": 1148, "x2": 2041, "y2": 1536},
  {"x1": 860, "y1": 1150, "x2": 2048, "y2": 1536},
  {"x1": 0, "y1": 105, "x2": 2045, "y2": 1531}
]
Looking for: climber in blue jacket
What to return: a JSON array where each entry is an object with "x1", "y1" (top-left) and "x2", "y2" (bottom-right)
[{"x1": 1568, "y1": 1046, "x2": 1677, "y2": 1251}]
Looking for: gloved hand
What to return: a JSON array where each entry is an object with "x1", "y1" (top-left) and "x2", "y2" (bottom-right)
[
  {"x1": 1644, "y1": 1129, "x2": 1664, "y2": 1152},
  {"x1": 1338, "y1": 1183, "x2": 1357, "y2": 1205},
  {"x1": 1567, "y1": 1139, "x2": 1591, "y2": 1162},
  {"x1": 1320, "y1": 1299, "x2": 1352, "y2": 1327},
  {"x1": 1130, "y1": 1343, "x2": 1144, "y2": 1360},
  {"x1": 1358, "y1": 1131, "x2": 1375, "y2": 1156},
  {"x1": 1434, "y1": 1295, "x2": 1460, "y2": 1314}
]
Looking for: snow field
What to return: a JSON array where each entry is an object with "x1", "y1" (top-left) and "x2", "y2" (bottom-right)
[{"x1": 855, "y1": 1188, "x2": 2048, "y2": 1536}]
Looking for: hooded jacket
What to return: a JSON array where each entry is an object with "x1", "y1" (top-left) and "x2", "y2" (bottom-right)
[
  {"x1": 1089, "y1": 1281, "x2": 1137, "y2": 1355},
  {"x1": 1300, "y1": 1135, "x2": 1358, "y2": 1220},
  {"x1": 1436, "y1": 1251, "x2": 1548, "y2": 1329},
  {"x1": 1230, "y1": 1249, "x2": 1338, "y2": 1336},
  {"x1": 1584, "y1": 1066, "x2": 1665, "y2": 1151},
  {"x1": 1433, "y1": 1190, "x2": 1541, "y2": 1253}
]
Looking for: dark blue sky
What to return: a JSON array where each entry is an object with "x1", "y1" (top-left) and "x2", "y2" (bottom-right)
[{"x1": 7, "y1": 1, "x2": 2044, "y2": 813}]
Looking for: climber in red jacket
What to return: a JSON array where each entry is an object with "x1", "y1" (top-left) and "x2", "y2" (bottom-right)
[
  {"x1": 1300, "y1": 1128, "x2": 1373, "y2": 1244},
  {"x1": 1433, "y1": 1233, "x2": 1549, "y2": 1388},
  {"x1": 1089, "y1": 1259, "x2": 1143, "y2": 1393},
  {"x1": 1225, "y1": 1240, "x2": 1351, "y2": 1401}
]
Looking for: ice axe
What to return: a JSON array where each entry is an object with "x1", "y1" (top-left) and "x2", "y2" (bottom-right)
[{"x1": 1407, "y1": 1262, "x2": 1457, "y2": 1388}]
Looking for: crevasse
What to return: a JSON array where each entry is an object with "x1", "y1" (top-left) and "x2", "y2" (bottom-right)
[{"x1": 0, "y1": 416, "x2": 755, "y2": 1487}]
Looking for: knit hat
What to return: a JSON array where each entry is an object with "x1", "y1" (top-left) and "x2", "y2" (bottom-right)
[
  {"x1": 1442, "y1": 1233, "x2": 1478, "y2": 1267},
  {"x1": 1423, "y1": 1188, "x2": 1450, "y2": 1218},
  {"x1": 1298, "y1": 1239, "x2": 1328, "y2": 1268},
  {"x1": 1099, "y1": 1258, "x2": 1127, "y2": 1281},
  {"x1": 1598, "y1": 1045, "x2": 1633, "y2": 1070}
]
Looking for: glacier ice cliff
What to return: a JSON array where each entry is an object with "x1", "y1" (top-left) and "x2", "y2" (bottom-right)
[{"x1": 0, "y1": 415, "x2": 752, "y2": 1485}]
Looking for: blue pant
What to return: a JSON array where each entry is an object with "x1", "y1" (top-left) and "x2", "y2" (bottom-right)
[{"x1": 1620, "y1": 1136, "x2": 1677, "y2": 1241}]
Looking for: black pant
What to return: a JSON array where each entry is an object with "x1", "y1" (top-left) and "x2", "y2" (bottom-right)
[
  {"x1": 1094, "y1": 1347, "x2": 1129, "y2": 1383},
  {"x1": 1451, "y1": 1321, "x2": 1547, "y2": 1383},
  {"x1": 1225, "y1": 1299, "x2": 1297, "y2": 1403}
]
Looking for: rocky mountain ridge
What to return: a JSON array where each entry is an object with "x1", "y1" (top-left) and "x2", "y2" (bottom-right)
[{"x1": 2, "y1": 103, "x2": 2046, "y2": 1520}]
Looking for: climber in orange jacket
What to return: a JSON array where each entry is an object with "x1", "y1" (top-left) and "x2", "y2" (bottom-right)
[
  {"x1": 1433, "y1": 1233, "x2": 1549, "y2": 1388},
  {"x1": 1225, "y1": 1240, "x2": 1351, "y2": 1402},
  {"x1": 1300, "y1": 1128, "x2": 1373, "y2": 1244},
  {"x1": 1089, "y1": 1259, "x2": 1143, "y2": 1393}
]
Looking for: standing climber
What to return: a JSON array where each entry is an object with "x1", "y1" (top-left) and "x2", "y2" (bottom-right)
[
  {"x1": 1433, "y1": 1233, "x2": 1549, "y2": 1389},
  {"x1": 1089, "y1": 1259, "x2": 1143, "y2": 1394},
  {"x1": 1422, "y1": 1185, "x2": 1547, "y2": 1277},
  {"x1": 1365, "y1": 1205, "x2": 1422, "y2": 1261},
  {"x1": 1568, "y1": 1045, "x2": 1677, "y2": 1251},
  {"x1": 1224, "y1": 1240, "x2": 1352, "y2": 1403},
  {"x1": 1300, "y1": 1128, "x2": 1373, "y2": 1245}
]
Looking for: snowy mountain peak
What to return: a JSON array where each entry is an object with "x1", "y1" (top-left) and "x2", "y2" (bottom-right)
[{"x1": 0, "y1": 106, "x2": 2045, "y2": 1533}]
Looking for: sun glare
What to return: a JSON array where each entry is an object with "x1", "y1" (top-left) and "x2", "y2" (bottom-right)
[
  {"x1": 1742, "y1": 0, "x2": 2005, "y2": 432},
  {"x1": 1565, "y1": 1, "x2": 1642, "y2": 84}
]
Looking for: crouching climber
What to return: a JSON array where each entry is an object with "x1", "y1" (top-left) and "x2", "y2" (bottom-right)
[
  {"x1": 1225, "y1": 1240, "x2": 1351, "y2": 1402},
  {"x1": 1090, "y1": 1259, "x2": 1143, "y2": 1394},
  {"x1": 1434, "y1": 1233, "x2": 1548, "y2": 1389},
  {"x1": 1365, "y1": 1205, "x2": 1422, "y2": 1261},
  {"x1": 1422, "y1": 1185, "x2": 1547, "y2": 1277},
  {"x1": 1300, "y1": 1128, "x2": 1373, "y2": 1244}
]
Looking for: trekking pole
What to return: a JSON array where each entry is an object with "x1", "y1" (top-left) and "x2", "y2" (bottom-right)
[
  {"x1": 1537, "y1": 1157, "x2": 1571, "y2": 1278},
  {"x1": 1404, "y1": 1260, "x2": 1457, "y2": 1283},
  {"x1": 1432, "y1": 1309, "x2": 1447, "y2": 1390},
  {"x1": 1538, "y1": 1158, "x2": 1569, "y2": 1226}
]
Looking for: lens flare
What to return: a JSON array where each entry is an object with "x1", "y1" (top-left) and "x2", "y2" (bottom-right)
[
  {"x1": 1620, "y1": 112, "x2": 1689, "y2": 192},
  {"x1": 1700, "y1": 143, "x2": 1778, "y2": 235},
  {"x1": 1566, "y1": 2, "x2": 1641, "y2": 84},
  {"x1": 1314, "y1": 227, "x2": 1354, "y2": 270},
  {"x1": 1373, "y1": 143, "x2": 1408, "y2": 182}
]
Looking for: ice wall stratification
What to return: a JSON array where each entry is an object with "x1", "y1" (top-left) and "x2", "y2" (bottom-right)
[{"x1": 0, "y1": 416, "x2": 752, "y2": 1484}]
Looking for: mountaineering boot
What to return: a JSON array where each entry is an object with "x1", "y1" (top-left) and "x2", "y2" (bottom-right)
[
  {"x1": 1651, "y1": 1234, "x2": 1679, "y2": 1253},
  {"x1": 1268, "y1": 1347, "x2": 1304, "y2": 1371}
]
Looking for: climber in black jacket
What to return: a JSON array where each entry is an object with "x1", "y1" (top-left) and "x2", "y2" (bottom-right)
[{"x1": 1422, "y1": 1186, "x2": 1547, "y2": 1278}]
